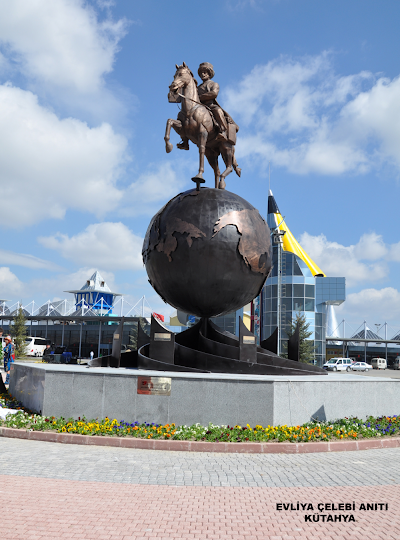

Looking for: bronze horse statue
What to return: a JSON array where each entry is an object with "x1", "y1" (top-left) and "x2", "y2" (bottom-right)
[{"x1": 164, "y1": 62, "x2": 241, "y2": 190}]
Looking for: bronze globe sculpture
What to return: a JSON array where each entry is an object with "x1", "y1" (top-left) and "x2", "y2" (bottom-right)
[
  {"x1": 142, "y1": 187, "x2": 272, "y2": 318},
  {"x1": 136, "y1": 61, "x2": 327, "y2": 376}
]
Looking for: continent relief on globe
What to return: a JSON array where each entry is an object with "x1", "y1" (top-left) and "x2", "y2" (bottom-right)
[
  {"x1": 212, "y1": 209, "x2": 269, "y2": 274},
  {"x1": 143, "y1": 204, "x2": 270, "y2": 276},
  {"x1": 156, "y1": 217, "x2": 205, "y2": 262}
]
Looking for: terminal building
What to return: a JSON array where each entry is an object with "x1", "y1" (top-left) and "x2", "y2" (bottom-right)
[{"x1": 260, "y1": 191, "x2": 346, "y2": 366}]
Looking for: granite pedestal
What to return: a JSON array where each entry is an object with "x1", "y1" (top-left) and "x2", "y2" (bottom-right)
[{"x1": 9, "y1": 363, "x2": 400, "y2": 426}]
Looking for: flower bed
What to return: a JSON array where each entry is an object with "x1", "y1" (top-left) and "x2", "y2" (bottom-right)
[{"x1": 1, "y1": 393, "x2": 400, "y2": 443}]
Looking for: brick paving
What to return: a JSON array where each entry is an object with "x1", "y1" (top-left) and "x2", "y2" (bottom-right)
[
  {"x1": 1, "y1": 437, "x2": 400, "y2": 487},
  {"x1": 0, "y1": 439, "x2": 399, "y2": 538},
  {"x1": 1, "y1": 476, "x2": 399, "y2": 539}
]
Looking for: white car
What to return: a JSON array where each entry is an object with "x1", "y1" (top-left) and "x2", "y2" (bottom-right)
[
  {"x1": 322, "y1": 357, "x2": 353, "y2": 372},
  {"x1": 351, "y1": 361, "x2": 372, "y2": 372}
]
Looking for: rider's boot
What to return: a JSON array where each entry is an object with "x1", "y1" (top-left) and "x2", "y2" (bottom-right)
[
  {"x1": 216, "y1": 131, "x2": 228, "y2": 142},
  {"x1": 177, "y1": 139, "x2": 189, "y2": 150}
]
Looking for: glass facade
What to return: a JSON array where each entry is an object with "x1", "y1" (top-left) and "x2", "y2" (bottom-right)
[
  {"x1": 261, "y1": 245, "x2": 345, "y2": 365},
  {"x1": 211, "y1": 311, "x2": 236, "y2": 335},
  {"x1": 188, "y1": 307, "x2": 244, "y2": 337}
]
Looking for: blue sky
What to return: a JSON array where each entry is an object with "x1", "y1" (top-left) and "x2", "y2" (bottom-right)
[{"x1": 1, "y1": 0, "x2": 400, "y2": 334}]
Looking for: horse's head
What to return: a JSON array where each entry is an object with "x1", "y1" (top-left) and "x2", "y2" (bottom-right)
[{"x1": 169, "y1": 61, "x2": 197, "y2": 94}]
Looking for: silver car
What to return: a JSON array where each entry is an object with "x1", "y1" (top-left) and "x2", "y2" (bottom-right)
[{"x1": 351, "y1": 361, "x2": 372, "y2": 372}]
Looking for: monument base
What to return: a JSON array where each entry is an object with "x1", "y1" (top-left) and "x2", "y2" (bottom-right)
[{"x1": 9, "y1": 363, "x2": 400, "y2": 426}]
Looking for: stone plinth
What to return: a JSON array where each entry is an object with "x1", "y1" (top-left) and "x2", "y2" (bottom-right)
[{"x1": 9, "y1": 363, "x2": 400, "y2": 426}]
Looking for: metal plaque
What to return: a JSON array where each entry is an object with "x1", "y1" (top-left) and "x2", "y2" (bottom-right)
[
  {"x1": 243, "y1": 336, "x2": 256, "y2": 344},
  {"x1": 154, "y1": 332, "x2": 171, "y2": 341},
  {"x1": 114, "y1": 334, "x2": 119, "y2": 339},
  {"x1": 137, "y1": 376, "x2": 171, "y2": 396}
]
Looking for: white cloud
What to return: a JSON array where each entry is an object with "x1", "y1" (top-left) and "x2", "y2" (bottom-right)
[
  {"x1": 225, "y1": 0, "x2": 264, "y2": 10},
  {"x1": 59, "y1": 267, "x2": 117, "y2": 292},
  {"x1": 25, "y1": 267, "x2": 117, "y2": 301},
  {"x1": 0, "y1": 267, "x2": 120, "y2": 314},
  {"x1": 336, "y1": 287, "x2": 400, "y2": 331},
  {"x1": 352, "y1": 232, "x2": 388, "y2": 261},
  {"x1": 0, "y1": 83, "x2": 127, "y2": 226},
  {"x1": 224, "y1": 53, "x2": 400, "y2": 175},
  {"x1": 0, "y1": 0, "x2": 128, "y2": 93},
  {"x1": 388, "y1": 242, "x2": 400, "y2": 262},
  {"x1": 121, "y1": 161, "x2": 190, "y2": 217},
  {"x1": 38, "y1": 222, "x2": 143, "y2": 271},
  {"x1": 96, "y1": 0, "x2": 116, "y2": 9},
  {"x1": 0, "y1": 249, "x2": 61, "y2": 271},
  {"x1": 299, "y1": 232, "x2": 388, "y2": 287},
  {"x1": 0, "y1": 267, "x2": 23, "y2": 297}
]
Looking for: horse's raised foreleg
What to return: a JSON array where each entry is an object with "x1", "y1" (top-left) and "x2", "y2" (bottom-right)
[
  {"x1": 218, "y1": 143, "x2": 234, "y2": 189},
  {"x1": 191, "y1": 126, "x2": 208, "y2": 185},
  {"x1": 164, "y1": 118, "x2": 182, "y2": 153}
]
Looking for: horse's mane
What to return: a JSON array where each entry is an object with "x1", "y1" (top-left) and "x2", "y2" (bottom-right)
[{"x1": 176, "y1": 63, "x2": 198, "y2": 87}]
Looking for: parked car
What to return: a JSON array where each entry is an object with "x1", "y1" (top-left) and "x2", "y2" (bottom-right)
[
  {"x1": 371, "y1": 357, "x2": 387, "y2": 370},
  {"x1": 25, "y1": 336, "x2": 51, "y2": 357},
  {"x1": 351, "y1": 361, "x2": 373, "y2": 372},
  {"x1": 323, "y1": 357, "x2": 354, "y2": 371},
  {"x1": 392, "y1": 357, "x2": 400, "y2": 370}
]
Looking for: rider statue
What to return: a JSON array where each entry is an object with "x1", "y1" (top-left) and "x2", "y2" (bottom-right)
[{"x1": 177, "y1": 62, "x2": 232, "y2": 151}]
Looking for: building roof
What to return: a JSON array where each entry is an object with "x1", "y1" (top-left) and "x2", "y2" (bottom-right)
[
  {"x1": 267, "y1": 190, "x2": 326, "y2": 277},
  {"x1": 351, "y1": 327, "x2": 381, "y2": 340},
  {"x1": 65, "y1": 271, "x2": 121, "y2": 296},
  {"x1": 37, "y1": 303, "x2": 62, "y2": 317}
]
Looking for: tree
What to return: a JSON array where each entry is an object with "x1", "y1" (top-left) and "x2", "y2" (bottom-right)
[
  {"x1": 286, "y1": 312, "x2": 315, "y2": 364},
  {"x1": 12, "y1": 307, "x2": 28, "y2": 357}
]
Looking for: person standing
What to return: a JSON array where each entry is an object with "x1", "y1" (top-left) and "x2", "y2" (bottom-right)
[
  {"x1": 0, "y1": 328, "x2": 4, "y2": 386},
  {"x1": 90, "y1": 350, "x2": 94, "y2": 361},
  {"x1": 43, "y1": 344, "x2": 52, "y2": 360},
  {"x1": 4, "y1": 335, "x2": 14, "y2": 385}
]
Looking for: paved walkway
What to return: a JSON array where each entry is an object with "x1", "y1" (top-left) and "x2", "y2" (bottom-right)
[{"x1": 1, "y1": 437, "x2": 400, "y2": 539}]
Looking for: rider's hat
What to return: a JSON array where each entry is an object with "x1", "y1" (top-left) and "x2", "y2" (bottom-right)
[{"x1": 198, "y1": 62, "x2": 215, "y2": 79}]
